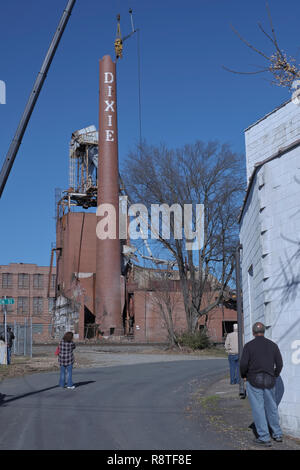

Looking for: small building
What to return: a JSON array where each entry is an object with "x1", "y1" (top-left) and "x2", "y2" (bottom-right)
[
  {"x1": 0, "y1": 263, "x2": 56, "y2": 342},
  {"x1": 126, "y1": 264, "x2": 237, "y2": 343},
  {"x1": 239, "y1": 99, "x2": 300, "y2": 437}
]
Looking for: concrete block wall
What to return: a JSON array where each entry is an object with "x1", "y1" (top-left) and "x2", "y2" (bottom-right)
[
  {"x1": 262, "y1": 149, "x2": 300, "y2": 437},
  {"x1": 240, "y1": 177, "x2": 265, "y2": 343},
  {"x1": 245, "y1": 100, "x2": 300, "y2": 181},
  {"x1": 241, "y1": 103, "x2": 300, "y2": 437}
]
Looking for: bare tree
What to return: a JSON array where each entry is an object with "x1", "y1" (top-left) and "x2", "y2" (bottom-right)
[
  {"x1": 122, "y1": 140, "x2": 244, "y2": 333},
  {"x1": 151, "y1": 276, "x2": 182, "y2": 347},
  {"x1": 223, "y1": 2, "x2": 300, "y2": 89}
]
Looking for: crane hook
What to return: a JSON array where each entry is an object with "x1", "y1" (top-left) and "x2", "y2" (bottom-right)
[{"x1": 115, "y1": 13, "x2": 123, "y2": 59}]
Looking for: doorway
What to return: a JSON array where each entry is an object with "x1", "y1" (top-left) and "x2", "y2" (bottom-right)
[{"x1": 84, "y1": 306, "x2": 96, "y2": 339}]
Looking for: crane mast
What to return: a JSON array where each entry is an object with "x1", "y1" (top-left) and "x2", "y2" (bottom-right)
[{"x1": 0, "y1": 0, "x2": 76, "y2": 198}]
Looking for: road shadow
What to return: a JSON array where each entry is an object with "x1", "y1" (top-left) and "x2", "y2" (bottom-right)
[{"x1": 0, "y1": 380, "x2": 95, "y2": 407}]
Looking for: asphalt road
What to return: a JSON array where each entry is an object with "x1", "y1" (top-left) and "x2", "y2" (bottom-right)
[{"x1": 0, "y1": 359, "x2": 232, "y2": 450}]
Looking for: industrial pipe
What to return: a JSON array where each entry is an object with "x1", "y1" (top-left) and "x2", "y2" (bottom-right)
[{"x1": 235, "y1": 243, "x2": 246, "y2": 398}]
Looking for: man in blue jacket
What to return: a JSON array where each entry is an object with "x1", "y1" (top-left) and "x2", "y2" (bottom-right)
[{"x1": 240, "y1": 322, "x2": 283, "y2": 447}]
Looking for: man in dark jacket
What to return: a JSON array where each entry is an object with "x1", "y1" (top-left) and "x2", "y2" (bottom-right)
[
  {"x1": 6, "y1": 327, "x2": 15, "y2": 365},
  {"x1": 240, "y1": 322, "x2": 283, "y2": 447}
]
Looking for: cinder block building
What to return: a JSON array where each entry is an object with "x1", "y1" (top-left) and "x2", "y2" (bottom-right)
[
  {"x1": 239, "y1": 99, "x2": 300, "y2": 437},
  {"x1": 0, "y1": 263, "x2": 56, "y2": 342}
]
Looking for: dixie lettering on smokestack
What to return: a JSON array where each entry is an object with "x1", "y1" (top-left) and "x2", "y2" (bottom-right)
[{"x1": 96, "y1": 56, "x2": 122, "y2": 337}]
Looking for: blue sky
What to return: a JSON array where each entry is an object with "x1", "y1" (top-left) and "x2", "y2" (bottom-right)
[{"x1": 0, "y1": 0, "x2": 298, "y2": 266}]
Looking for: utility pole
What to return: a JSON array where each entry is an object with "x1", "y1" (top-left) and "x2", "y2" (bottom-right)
[
  {"x1": 4, "y1": 296, "x2": 7, "y2": 346},
  {"x1": 235, "y1": 244, "x2": 246, "y2": 398}
]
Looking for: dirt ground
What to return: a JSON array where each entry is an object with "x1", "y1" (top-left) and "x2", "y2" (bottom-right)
[{"x1": 188, "y1": 375, "x2": 300, "y2": 451}]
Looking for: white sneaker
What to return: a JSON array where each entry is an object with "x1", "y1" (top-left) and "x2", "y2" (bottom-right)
[{"x1": 67, "y1": 386, "x2": 75, "y2": 390}]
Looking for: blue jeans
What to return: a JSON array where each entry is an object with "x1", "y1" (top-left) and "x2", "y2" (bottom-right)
[
  {"x1": 7, "y1": 347, "x2": 11, "y2": 365},
  {"x1": 59, "y1": 364, "x2": 74, "y2": 387},
  {"x1": 246, "y1": 381, "x2": 282, "y2": 441},
  {"x1": 228, "y1": 354, "x2": 239, "y2": 384}
]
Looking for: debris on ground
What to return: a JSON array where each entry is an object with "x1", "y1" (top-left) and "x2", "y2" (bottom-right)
[{"x1": 188, "y1": 375, "x2": 300, "y2": 451}]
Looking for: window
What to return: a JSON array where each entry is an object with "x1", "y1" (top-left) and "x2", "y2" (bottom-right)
[
  {"x1": 33, "y1": 274, "x2": 44, "y2": 289},
  {"x1": 2, "y1": 273, "x2": 13, "y2": 288},
  {"x1": 48, "y1": 297, "x2": 55, "y2": 313},
  {"x1": 222, "y1": 321, "x2": 236, "y2": 338},
  {"x1": 18, "y1": 273, "x2": 29, "y2": 289},
  {"x1": 51, "y1": 274, "x2": 56, "y2": 290},
  {"x1": 33, "y1": 297, "x2": 43, "y2": 315},
  {"x1": 18, "y1": 297, "x2": 29, "y2": 315}
]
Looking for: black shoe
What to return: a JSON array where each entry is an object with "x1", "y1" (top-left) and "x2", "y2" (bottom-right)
[
  {"x1": 253, "y1": 438, "x2": 272, "y2": 447},
  {"x1": 249, "y1": 422, "x2": 259, "y2": 439},
  {"x1": 273, "y1": 436, "x2": 283, "y2": 442}
]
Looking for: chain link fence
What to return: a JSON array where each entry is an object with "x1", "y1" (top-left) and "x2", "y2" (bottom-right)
[{"x1": 1, "y1": 320, "x2": 33, "y2": 358}]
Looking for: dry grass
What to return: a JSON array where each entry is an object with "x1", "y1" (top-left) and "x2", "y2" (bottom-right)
[{"x1": 0, "y1": 353, "x2": 92, "y2": 382}]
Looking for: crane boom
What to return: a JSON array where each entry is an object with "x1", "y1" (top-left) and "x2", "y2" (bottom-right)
[{"x1": 0, "y1": 0, "x2": 76, "y2": 198}]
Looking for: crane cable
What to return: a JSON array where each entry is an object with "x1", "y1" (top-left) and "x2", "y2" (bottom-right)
[
  {"x1": 114, "y1": 10, "x2": 142, "y2": 148},
  {"x1": 136, "y1": 27, "x2": 142, "y2": 151}
]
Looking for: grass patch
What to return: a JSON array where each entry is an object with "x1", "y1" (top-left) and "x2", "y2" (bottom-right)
[
  {"x1": 197, "y1": 395, "x2": 220, "y2": 410},
  {"x1": 0, "y1": 355, "x2": 59, "y2": 382},
  {"x1": 176, "y1": 330, "x2": 211, "y2": 350}
]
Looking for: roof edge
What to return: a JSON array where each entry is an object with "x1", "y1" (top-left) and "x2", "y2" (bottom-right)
[
  {"x1": 244, "y1": 98, "x2": 291, "y2": 133},
  {"x1": 238, "y1": 137, "x2": 300, "y2": 223}
]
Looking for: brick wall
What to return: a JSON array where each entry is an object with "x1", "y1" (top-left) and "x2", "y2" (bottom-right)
[
  {"x1": 0, "y1": 263, "x2": 56, "y2": 342},
  {"x1": 132, "y1": 290, "x2": 236, "y2": 343}
]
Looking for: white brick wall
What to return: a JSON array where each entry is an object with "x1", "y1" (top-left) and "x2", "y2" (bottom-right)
[{"x1": 240, "y1": 103, "x2": 300, "y2": 437}]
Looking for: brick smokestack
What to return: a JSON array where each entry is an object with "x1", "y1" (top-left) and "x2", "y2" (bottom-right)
[{"x1": 96, "y1": 55, "x2": 122, "y2": 336}]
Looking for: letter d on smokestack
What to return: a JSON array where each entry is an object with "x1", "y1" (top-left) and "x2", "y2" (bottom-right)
[{"x1": 96, "y1": 55, "x2": 122, "y2": 336}]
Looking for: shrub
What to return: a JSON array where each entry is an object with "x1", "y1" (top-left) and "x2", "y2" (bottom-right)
[{"x1": 176, "y1": 329, "x2": 211, "y2": 350}]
